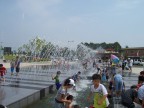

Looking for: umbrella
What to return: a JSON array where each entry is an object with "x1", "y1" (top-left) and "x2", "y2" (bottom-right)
[{"x1": 111, "y1": 54, "x2": 119, "y2": 63}]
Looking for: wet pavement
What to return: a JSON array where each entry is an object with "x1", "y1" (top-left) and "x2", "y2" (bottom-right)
[
  {"x1": 26, "y1": 67, "x2": 143, "y2": 108},
  {"x1": 0, "y1": 63, "x2": 79, "y2": 108},
  {"x1": 0, "y1": 86, "x2": 39, "y2": 106},
  {"x1": 0, "y1": 63, "x2": 143, "y2": 108}
]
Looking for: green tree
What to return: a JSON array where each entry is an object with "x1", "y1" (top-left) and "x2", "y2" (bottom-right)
[
  {"x1": 83, "y1": 42, "x2": 122, "y2": 52},
  {"x1": 19, "y1": 36, "x2": 47, "y2": 56},
  {"x1": 113, "y1": 42, "x2": 121, "y2": 52},
  {"x1": 125, "y1": 45, "x2": 129, "y2": 48}
]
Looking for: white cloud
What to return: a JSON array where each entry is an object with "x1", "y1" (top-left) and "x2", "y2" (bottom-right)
[
  {"x1": 115, "y1": 0, "x2": 143, "y2": 9},
  {"x1": 17, "y1": 0, "x2": 63, "y2": 17},
  {"x1": 69, "y1": 16, "x2": 83, "y2": 23}
]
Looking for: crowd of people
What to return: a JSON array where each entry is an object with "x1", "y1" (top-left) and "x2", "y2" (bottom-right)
[
  {"x1": 0, "y1": 56, "x2": 21, "y2": 83},
  {"x1": 1, "y1": 56, "x2": 144, "y2": 108},
  {"x1": 52, "y1": 57, "x2": 144, "y2": 108},
  {"x1": 0, "y1": 56, "x2": 21, "y2": 108}
]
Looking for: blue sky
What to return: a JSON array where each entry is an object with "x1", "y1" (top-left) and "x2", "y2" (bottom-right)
[{"x1": 0, "y1": 0, "x2": 144, "y2": 49}]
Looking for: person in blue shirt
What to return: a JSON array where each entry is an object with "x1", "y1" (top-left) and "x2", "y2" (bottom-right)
[{"x1": 114, "y1": 73, "x2": 123, "y2": 97}]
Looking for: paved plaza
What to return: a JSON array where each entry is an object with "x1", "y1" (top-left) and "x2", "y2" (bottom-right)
[
  {"x1": 0, "y1": 62, "x2": 76, "y2": 108},
  {"x1": 0, "y1": 62, "x2": 143, "y2": 108}
]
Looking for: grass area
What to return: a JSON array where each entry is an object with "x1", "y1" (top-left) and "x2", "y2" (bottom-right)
[
  {"x1": 3, "y1": 54, "x2": 51, "y2": 62},
  {"x1": 4, "y1": 55, "x2": 16, "y2": 60}
]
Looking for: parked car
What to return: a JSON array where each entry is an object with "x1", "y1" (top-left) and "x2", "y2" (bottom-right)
[{"x1": 133, "y1": 59, "x2": 144, "y2": 66}]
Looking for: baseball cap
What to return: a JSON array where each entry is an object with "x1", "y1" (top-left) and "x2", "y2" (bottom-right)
[{"x1": 69, "y1": 79, "x2": 75, "y2": 86}]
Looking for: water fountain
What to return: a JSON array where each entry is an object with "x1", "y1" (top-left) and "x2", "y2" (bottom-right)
[
  {"x1": 0, "y1": 41, "x2": 102, "y2": 108},
  {"x1": 18, "y1": 43, "x2": 99, "y2": 108}
]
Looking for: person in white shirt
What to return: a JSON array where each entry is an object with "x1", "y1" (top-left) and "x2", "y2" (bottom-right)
[
  {"x1": 128, "y1": 58, "x2": 133, "y2": 76},
  {"x1": 87, "y1": 74, "x2": 109, "y2": 108}
]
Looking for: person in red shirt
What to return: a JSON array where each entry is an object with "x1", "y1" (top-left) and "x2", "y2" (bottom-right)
[{"x1": 0, "y1": 64, "x2": 7, "y2": 82}]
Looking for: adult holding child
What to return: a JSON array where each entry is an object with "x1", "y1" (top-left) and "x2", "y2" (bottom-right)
[{"x1": 54, "y1": 78, "x2": 75, "y2": 108}]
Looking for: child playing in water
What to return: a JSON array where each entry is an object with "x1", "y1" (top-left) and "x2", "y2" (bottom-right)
[
  {"x1": 87, "y1": 74, "x2": 109, "y2": 108},
  {"x1": 72, "y1": 71, "x2": 81, "y2": 83},
  {"x1": 10, "y1": 59, "x2": 15, "y2": 76},
  {"x1": 52, "y1": 71, "x2": 61, "y2": 90},
  {"x1": 65, "y1": 95, "x2": 74, "y2": 108},
  {"x1": 114, "y1": 73, "x2": 123, "y2": 97},
  {"x1": 101, "y1": 68, "x2": 107, "y2": 82},
  {"x1": 55, "y1": 79, "x2": 75, "y2": 108},
  {"x1": 0, "y1": 64, "x2": 7, "y2": 83}
]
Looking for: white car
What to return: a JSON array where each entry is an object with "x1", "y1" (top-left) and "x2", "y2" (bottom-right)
[{"x1": 133, "y1": 60, "x2": 144, "y2": 66}]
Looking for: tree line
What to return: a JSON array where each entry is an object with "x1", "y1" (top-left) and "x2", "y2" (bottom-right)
[{"x1": 83, "y1": 42, "x2": 122, "y2": 52}]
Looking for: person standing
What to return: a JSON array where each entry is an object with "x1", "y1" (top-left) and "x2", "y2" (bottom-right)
[
  {"x1": 87, "y1": 74, "x2": 109, "y2": 108},
  {"x1": 0, "y1": 64, "x2": 7, "y2": 83},
  {"x1": 52, "y1": 71, "x2": 61, "y2": 90},
  {"x1": 96, "y1": 61, "x2": 101, "y2": 74},
  {"x1": 15, "y1": 56, "x2": 21, "y2": 76},
  {"x1": 10, "y1": 59, "x2": 15, "y2": 76},
  {"x1": 121, "y1": 59, "x2": 126, "y2": 76},
  {"x1": 93, "y1": 60, "x2": 96, "y2": 68},
  {"x1": 128, "y1": 58, "x2": 133, "y2": 76}
]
